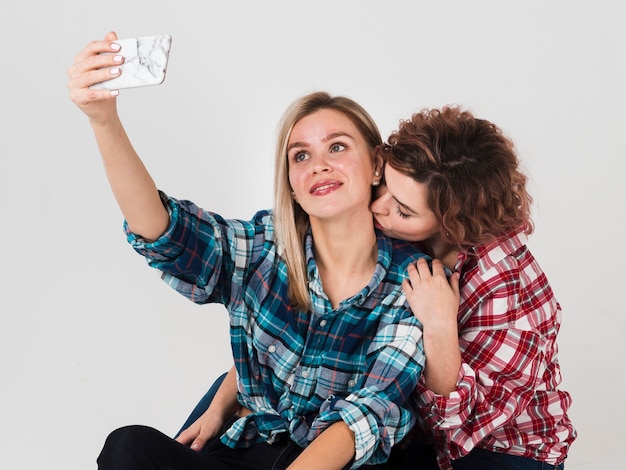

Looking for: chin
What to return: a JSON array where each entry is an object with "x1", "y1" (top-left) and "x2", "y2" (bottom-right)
[{"x1": 387, "y1": 230, "x2": 410, "y2": 241}]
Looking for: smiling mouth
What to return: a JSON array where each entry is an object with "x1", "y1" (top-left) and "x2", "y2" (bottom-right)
[{"x1": 310, "y1": 181, "x2": 341, "y2": 195}]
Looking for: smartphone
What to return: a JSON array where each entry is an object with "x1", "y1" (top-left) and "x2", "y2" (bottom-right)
[{"x1": 90, "y1": 33, "x2": 172, "y2": 90}]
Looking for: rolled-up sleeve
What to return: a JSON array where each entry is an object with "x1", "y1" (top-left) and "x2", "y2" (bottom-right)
[
  {"x1": 124, "y1": 192, "x2": 271, "y2": 306},
  {"x1": 312, "y1": 319, "x2": 424, "y2": 467}
]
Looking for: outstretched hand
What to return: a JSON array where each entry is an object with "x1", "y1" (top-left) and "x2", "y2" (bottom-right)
[
  {"x1": 67, "y1": 31, "x2": 123, "y2": 123},
  {"x1": 66, "y1": 31, "x2": 171, "y2": 240}
]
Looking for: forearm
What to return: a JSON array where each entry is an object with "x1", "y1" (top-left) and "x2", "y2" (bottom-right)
[
  {"x1": 422, "y1": 324, "x2": 462, "y2": 396},
  {"x1": 207, "y1": 366, "x2": 241, "y2": 419},
  {"x1": 287, "y1": 421, "x2": 355, "y2": 470},
  {"x1": 176, "y1": 367, "x2": 241, "y2": 450},
  {"x1": 67, "y1": 32, "x2": 169, "y2": 240},
  {"x1": 403, "y1": 259, "x2": 462, "y2": 396},
  {"x1": 90, "y1": 115, "x2": 169, "y2": 241}
]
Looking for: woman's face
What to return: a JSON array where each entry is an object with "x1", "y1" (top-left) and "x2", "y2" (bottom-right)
[
  {"x1": 371, "y1": 165, "x2": 440, "y2": 243},
  {"x1": 287, "y1": 108, "x2": 378, "y2": 222}
]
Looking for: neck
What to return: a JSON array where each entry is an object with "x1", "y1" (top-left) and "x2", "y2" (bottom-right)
[
  {"x1": 427, "y1": 236, "x2": 459, "y2": 271},
  {"x1": 309, "y1": 213, "x2": 378, "y2": 308}
]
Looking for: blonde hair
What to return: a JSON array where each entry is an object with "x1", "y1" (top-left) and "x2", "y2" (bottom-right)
[{"x1": 274, "y1": 91, "x2": 382, "y2": 310}]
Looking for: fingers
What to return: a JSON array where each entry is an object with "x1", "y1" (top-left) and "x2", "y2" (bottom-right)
[
  {"x1": 407, "y1": 258, "x2": 433, "y2": 279},
  {"x1": 413, "y1": 258, "x2": 449, "y2": 277},
  {"x1": 425, "y1": 258, "x2": 451, "y2": 278},
  {"x1": 175, "y1": 426, "x2": 207, "y2": 451},
  {"x1": 67, "y1": 32, "x2": 125, "y2": 104},
  {"x1": 68, "y1": 46, "x2": 123, "y2": 86},
  {"x1": 401, "y1": 277, "x2": 413, "y2": 295},
  {"x1": 405, "y1": 258, "x2": 453, "y2": 295},
  {"x1": 174, "y1": 421, "x2": 216, "y2": 452},
  {"x1": 405, "y1": 262, "x2": 420, "y2": 287},
  {"x1": 70, "y1": 32, "x2": 120, "y2": 71},
  {"x1": 190, "y1": 435, "x2": 209, "y2": 451},
  {"x1": 179, "y1": 428, "x2": 211, "y2": 452},
  {"x1": 105, "y1": 31, "x2": 118, "y2": 42},
  {"x1": 175, "y1": 426, "x2": 194, "y2": 446}
]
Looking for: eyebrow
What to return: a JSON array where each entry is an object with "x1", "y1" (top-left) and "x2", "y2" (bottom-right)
[{"x1": 287, "y1": 132, "x2": 355, "y2": 152}]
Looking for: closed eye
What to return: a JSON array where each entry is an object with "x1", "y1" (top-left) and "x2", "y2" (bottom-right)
[{"x1": 394, "y1": 204, "x2": 411, "y2": 219}]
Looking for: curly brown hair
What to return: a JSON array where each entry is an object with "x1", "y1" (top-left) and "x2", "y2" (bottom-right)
[{"x1": 385, "y1": 106, "x2": 533, "y2": 250}]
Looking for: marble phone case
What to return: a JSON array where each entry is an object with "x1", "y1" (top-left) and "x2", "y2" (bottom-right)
[{"x1": 91, "y1": 34, "x2": 172, "y2": 90}]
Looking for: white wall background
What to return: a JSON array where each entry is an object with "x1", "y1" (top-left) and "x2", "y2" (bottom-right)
[{"x1": 1, "y1": 1, "x2": 623, "y2": 468}]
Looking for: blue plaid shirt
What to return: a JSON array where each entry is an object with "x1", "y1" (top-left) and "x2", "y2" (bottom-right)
[{"x1": 126, "y1": 194, "x2": 427, "y2": 467}]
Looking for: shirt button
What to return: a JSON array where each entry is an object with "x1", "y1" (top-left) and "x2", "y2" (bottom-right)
[
  {"x1": 348, "y1": 379, "x2": 356, "y2": 388},
  {"x1": 320, "y1": 319, "x2": 327, "y2": 327},
  {"x1": 302, "y1": 370, "x2": 309, "y2": 378},
  {"x1": 268, "y1": 345, "x2": 276, "y2": 353}
]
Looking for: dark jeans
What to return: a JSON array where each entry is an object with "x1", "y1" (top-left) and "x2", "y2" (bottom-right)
[
  {"x1": 97, "y1": 422, "x2": 304, "y2": 470},
  {"x1": 388, "y1": 440, "x2": 564, "y2": 469},
  {"x1": 100, "y1": 374, "x2": 384, "y2": 469}
]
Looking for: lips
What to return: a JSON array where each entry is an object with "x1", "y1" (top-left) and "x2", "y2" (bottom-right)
[{"x1": 310, "y1": 180, "x2": 342, "y2": 195}]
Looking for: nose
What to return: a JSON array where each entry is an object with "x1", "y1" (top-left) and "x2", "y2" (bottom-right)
[
  {"x1": 311, "y1": 153, "x2": 331, "y2": 174},
  {"x1": 371, "y1": 189, "x2": 391, "y2": 216}
]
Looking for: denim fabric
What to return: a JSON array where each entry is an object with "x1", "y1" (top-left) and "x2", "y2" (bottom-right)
[
  {"x1": 451, "y1": 448, "x2": 564, "y2": 470},
  {"x1": 98, "y1": 422, "x2": 303, "y2": 470},
  {"x1": 388, "y1": 440, "x2": 564, "y2": 470}
]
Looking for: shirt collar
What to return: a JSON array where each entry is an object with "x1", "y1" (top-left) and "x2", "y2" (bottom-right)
[
  {"x1": 305, "y1": 228, "x2": 392, "y2": 311},
  {"x1": 455, "y1": 226, "x2": 528, "y2": 274}
]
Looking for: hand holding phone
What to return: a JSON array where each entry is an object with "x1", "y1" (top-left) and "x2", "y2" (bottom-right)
[{"x1": 90, "y1": 33, "x2": 172, "y2": 90}]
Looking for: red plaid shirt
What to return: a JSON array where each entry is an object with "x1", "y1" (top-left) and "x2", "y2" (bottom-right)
[{"x1": 413, "y1": 227, "x2": 576, "y2": 469}]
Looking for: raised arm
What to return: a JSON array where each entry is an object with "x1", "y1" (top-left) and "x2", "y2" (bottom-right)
[{"x1": 67, "y1": 31, "x2": 169, "y2": 241}]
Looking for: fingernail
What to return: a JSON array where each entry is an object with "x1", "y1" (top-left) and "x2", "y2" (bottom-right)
[
  {"x1": 191, "y1": 443, "x2": 199, "y2": 450},
  {"x1": 110, "y1": 67, "x2": 120, "y2": 75},
  {"x1": 110, "y1": 90, "x2": 119, "y2": 96},
  {"x1": 113, "y1": 55, "x2": 123, "y2": 63},
  {"x1": 111, "y1": 42, "x2": 121, "y2": 51}
]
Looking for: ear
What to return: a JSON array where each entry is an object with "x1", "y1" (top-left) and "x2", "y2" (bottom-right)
[
  {"x1": 373, "y1": 146, "x2": 385, "y2": 174},
  {"x1": 372, "y1": 148, "x2": 384, "y2": 186}
]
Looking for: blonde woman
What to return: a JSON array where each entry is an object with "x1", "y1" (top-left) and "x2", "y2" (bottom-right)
[{"x1": 68, "y1": 32, "x2": 430, "y2": 470}]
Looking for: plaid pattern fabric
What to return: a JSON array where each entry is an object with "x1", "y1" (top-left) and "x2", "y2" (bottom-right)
[
  {"x1": 414, "y1": 228, "x2": 576, "y2": 469},
  {"x1": 126, "y1": 194, "x2": 428, "y2": 468}
]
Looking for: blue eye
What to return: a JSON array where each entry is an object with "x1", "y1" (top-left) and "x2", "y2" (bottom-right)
[
  {"x1": 293, "y1": 151, "x2": 309, "y2": 163},
  {"x1": 330, "y1": 143, "x2": 346, "y2": 153}
]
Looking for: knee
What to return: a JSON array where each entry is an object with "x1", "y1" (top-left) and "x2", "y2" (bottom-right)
[{"x1": 97, "y1": 425, "x2": 159, "y2": 469}]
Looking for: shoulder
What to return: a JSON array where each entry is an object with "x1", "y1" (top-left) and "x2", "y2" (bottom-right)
[
  {"x1": 164, "y1": 194, "x2": 276, "y2": 242},
  {"x1": 251, "y1": 209, "x2": 273, "y2": 225},
  {"x1": 469, "y1": 226, "x2": 529, "y2": 274},
  {"x1": 389, "y1": 237, "x2": 431, "y2": 268}
]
